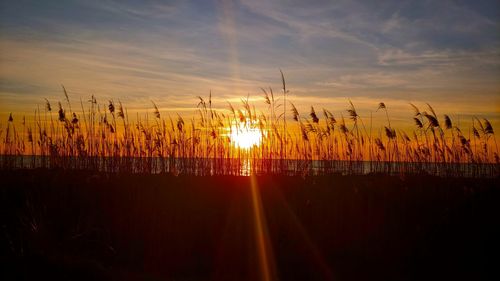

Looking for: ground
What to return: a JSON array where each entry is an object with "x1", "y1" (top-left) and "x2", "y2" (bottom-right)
[{"x1": 1, "y1": 169, "x2": 499, "y2": 280}]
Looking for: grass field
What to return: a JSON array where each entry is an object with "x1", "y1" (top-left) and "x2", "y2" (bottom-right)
[
  {"x1": 1, "y1": 81, "x2": 499, "y2": 281},
  {"x1": 1, "y1": 86, "x2": 499, "y2": 280},
  {"x1": 2, "y1": 169, "x2": 498, "y2": 281}
]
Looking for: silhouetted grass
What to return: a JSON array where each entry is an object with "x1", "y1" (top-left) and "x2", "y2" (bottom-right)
[{"x1": 1, "y1": 76, "x2": 498, "y2": 176}]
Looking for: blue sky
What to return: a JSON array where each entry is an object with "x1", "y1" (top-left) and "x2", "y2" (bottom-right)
[{"x1": 0, "y1": 0, "x2": 499, "y2": 126}]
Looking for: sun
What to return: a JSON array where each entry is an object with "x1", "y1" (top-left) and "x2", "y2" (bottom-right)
[{"x1": 229, "y1": 121, "x2": 262, "y2": 149}]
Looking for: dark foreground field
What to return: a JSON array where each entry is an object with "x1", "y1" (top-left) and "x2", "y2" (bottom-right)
[{"x1": 1, "y1": 169, "x2": 499, "y2": 281}]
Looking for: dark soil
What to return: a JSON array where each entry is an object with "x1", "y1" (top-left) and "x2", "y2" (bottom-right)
[{"x1": 1, "y1": 169, "x2": 499, "y2": 280}]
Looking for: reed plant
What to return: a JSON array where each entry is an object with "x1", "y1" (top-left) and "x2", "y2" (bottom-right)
[{"x1": 1, "y1": 78, "x2": 498, "y2": 177}]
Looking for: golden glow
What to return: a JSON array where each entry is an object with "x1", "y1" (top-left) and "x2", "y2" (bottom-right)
[
  {"x1": 229, "y1": 121, "x2": 262, "y2": 149},
  {"x1": 250, "y1": 175, "x2": 275, "y2": 281}
]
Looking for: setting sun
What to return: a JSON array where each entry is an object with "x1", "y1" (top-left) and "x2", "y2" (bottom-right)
[{"x1": 229, "y1": 122, "x2": 263, "y2": 149}]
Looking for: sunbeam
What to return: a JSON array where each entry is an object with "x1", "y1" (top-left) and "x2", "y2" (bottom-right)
[{"x1": 250, "y1": 175, "x2": 276, "y2": 281}]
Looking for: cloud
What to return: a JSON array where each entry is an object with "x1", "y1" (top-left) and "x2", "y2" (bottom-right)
[{"x1": 0, "y1": 0, "x2": 499, "y2": 128}]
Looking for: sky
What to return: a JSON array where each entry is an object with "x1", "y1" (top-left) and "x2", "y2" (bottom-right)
[{"x1": 1, "y1": 0, "x2": 499, "y2": 128}]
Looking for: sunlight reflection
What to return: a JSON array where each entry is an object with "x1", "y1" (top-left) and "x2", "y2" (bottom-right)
[{"x1": 241, "y1": 158, "x2": 251, "y2": 176}]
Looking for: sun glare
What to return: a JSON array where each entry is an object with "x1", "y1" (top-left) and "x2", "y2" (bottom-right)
[{"x1": 229, "y1": 122, "x2": 262, "y2": 149}]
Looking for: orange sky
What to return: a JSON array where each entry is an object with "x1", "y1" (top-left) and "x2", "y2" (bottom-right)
[{"x1": 1, "y1": 0, "x2": 499, "y2": 131}]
